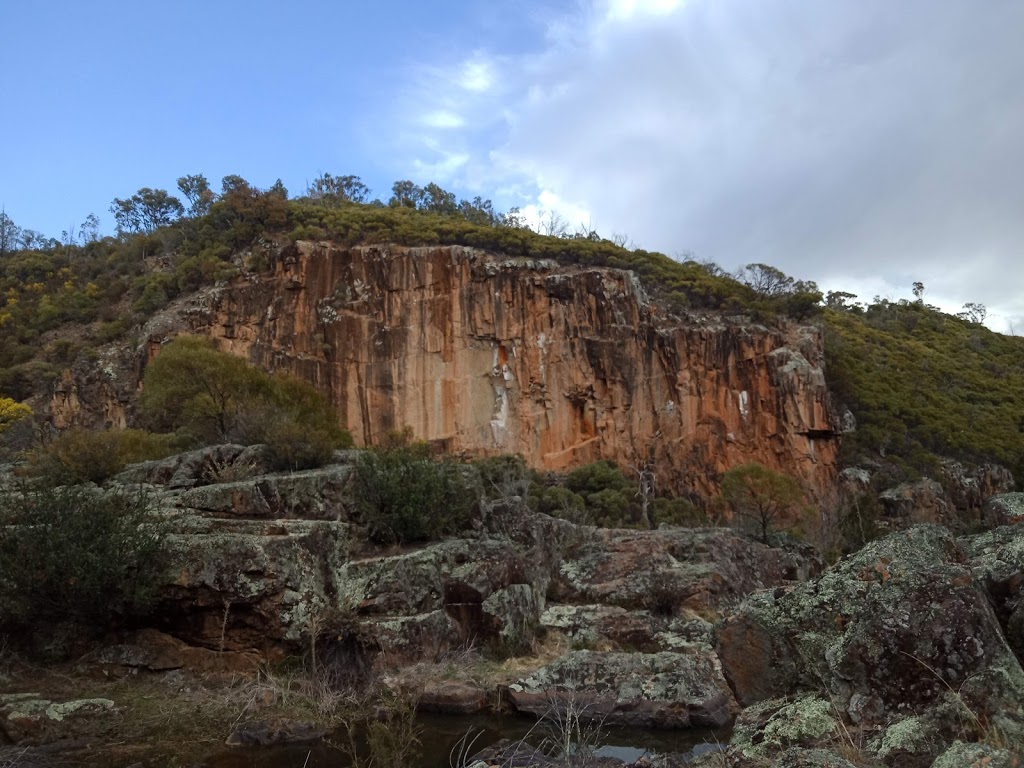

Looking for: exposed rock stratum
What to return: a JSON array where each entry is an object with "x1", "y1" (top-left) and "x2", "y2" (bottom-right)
[{"x1": 53, "y1": 243, "x2": 840, "y2": 497}]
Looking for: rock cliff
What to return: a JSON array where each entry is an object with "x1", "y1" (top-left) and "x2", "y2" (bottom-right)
[{"x1": 55, "y1": 243, "x2": 840, "y2": 498}]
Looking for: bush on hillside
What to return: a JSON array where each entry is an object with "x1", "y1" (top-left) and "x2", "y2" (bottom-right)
[
  {"x1": 25, "y1": 428, "x2": 181, "y2": 484},
  {"x1": 352, "y1": 437, "x2": 477, "y2": 545},
  {"x1": 0, "y1": 483, "x2": 167, "y2": 635},
  {"x1": 138, "y1": 335, "x2": 352, "y2": 468}
]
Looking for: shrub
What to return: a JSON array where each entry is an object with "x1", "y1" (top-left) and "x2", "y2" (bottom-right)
[
  {"x1": 564, "y1": 460, "x2": 642, "y2": 527},
  {"x1": 0, "y1": 483, "x2": 167, "y2": 632},
  {"x1": 352, "y1": 440, "x2": 476, "y2": 545},
  {"x1": 138, "y1": 336, "x2": 351, "y2": 467},
  {"x1": 652, "y1": 496, "x2": 704, "y2": 527},
  {"x1": 27, "y1": 427, "x2": 180, "y2": 484}
]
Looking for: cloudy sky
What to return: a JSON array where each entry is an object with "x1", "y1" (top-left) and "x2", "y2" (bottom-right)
[{"x1": 3, "y1": 0, "x2": 1023, "y2": 330}]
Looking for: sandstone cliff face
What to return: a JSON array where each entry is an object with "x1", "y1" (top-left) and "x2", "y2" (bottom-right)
[{"x1": 57, "y1": 243, "x2": 840, "y2": 498}]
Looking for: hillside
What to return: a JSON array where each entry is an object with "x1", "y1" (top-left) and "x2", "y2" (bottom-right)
[{"x1": 1, "y1": 176, "x2": 1022, "y2": 492}]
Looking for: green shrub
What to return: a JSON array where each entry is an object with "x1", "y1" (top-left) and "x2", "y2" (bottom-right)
[
  {"x1": 564, "y1": 460, "x2": 642, "y2": 527},
  {"x1": 535, "y1": 485, "x2": 588, "y2": 523},
  {"x1": 27, "y1": 427, "x2": 180, "y2": 484},
  {"x1": 138, "y1": 336, "x2": 352, "y2": 467},
  {"x1": 652, "y1": 496, "x2": 705, "y2": 527},
  {"x1": 0, "y1": 483, "x2": 167, "y2": 632},
  {"x1": 352, "y1": 441, "x2": 476, "y2": 545}
]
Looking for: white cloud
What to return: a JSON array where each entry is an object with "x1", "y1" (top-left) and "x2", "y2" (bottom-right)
[
  {"x1": 459, "y1": 57, "x2": 495, "y2": 93},
  {"x1": 605, "y1": 0, "x2": 683, "y2": 21},
  {"x1": 394, "y1": 1, "x2": 1024, "y2": 329},
  {"x1": 421, "y1": 110, "x2": 464, "y2": 129}
]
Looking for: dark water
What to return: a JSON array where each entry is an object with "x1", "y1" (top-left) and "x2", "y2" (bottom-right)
[{"x1": 206, "y1": 712, "x2": 729, "y2": 768}]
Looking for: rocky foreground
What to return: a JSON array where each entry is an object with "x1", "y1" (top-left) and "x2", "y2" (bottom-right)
[{"x1": 3, "y1": 446, "x2": 1024, "y2": 767}]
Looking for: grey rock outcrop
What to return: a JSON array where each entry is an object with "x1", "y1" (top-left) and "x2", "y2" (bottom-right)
[{"x1": 507, "y1": 650, "x2": 735, "y2": 728}]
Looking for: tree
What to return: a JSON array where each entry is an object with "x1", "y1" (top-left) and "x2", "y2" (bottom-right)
[
  {"x1": 736, "y1": 263, "x2": 794, "y2": 298},
  {"x1": 958, "y1": 302, "x2": 987, "y2": 325},
  {"x1": 912, "y1": 281, "x2": 925, "y2": 301},
  {"x1": 0, "y1": 209, "x2": 21, "y2": 257},
  {"x1": 0, "y1": 397, "x2": 31, "y2": 435},
  {"x1": 538, "y1": 209, "x2": 568, "y2": 237},
  {"x1": 139, "y1": 336, "x2": 268, "y2": 441},
  {"x1": 220, "y1": 174, "x2": 252, "y2": 196},
  {"x1": 0, "y1": 398, "x2": 31, "y2": 426},
  {"x1": 305, "y1": 173, "x2": 370, "y2": 205},
  {"x1": 721, "y1": 462, "x2": 805, "y2": 543},
  {"x1": 352, "y1": 437, "x2": 475, "y2": 544},
  {"x1": 267, "y1": 178, "x2": 289, "y2": 200},
  {"x1": 459, "y1": 196, "x2": 498, "y2": 226},
  {"x1": 110, "y1": 188, "x2": 184, "y2": 234},
  {"x1": 79, "y1": 213, "x2": 101, "y2": 244},
  {"x1": 177, "y1": 174, "x2": 215, "y2": 217},
  {"x1": 389, "y1": 180, "x2": 424, "y2": 209},
  {"x1": 826, "y1": 291, "x2": 858, "y2": 310},
  {"x1": 499, "y1": 207, "x2": 528, "y2": 229},
  {"x1": 420, "y1": 182, "x2": 458, "y2": 215}
]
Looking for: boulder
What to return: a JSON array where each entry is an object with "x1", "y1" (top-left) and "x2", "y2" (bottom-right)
[
  {"x1": 939, "y1": 459, "x2": 1014, "y2": 514},
  {"x1": 338, "y1": 538, "x2": 548, "y2": 652},
  {"x1": 555, "y1": 528, "x2": 821, "y2": 616},
  {"x1": 982, "y1": 492, "x2": 1024, "y2": 528},
  {"x1": 539, "y1": 604, "x2": 711, "y2": 651},
  {"x1": 931, "y1": 742, "x2": 1022, "y2": 768},
  {"x1": 97, "y1": 628, "x2": 261, "y2": 673},
  {"x1": 878, "y1": 479, "x2": 951, "y2": 525},
  {"x1": 112, "y1": 444, "x2": 260, "y2": 489},
  {"x1": 174, "y1": 465, "x2": 352, "y2": 520},
  {"x1": 963, "y1": 523, "x2": 1024, "y2": 662},
  {"x1": 416, "y1": 681, "x2": 488, "y2": 714},
  {"x1": 712, "y1": 695, "x2": 874, "y2": 767},
  {"x1": 507, "y1": 650, "x2": 735, "y2": 728},
  {"x1": 225, "y1": 718, "x2": 327, "y2": 746},
  {"x1": 157, "y1": 517, "x2": 349, "y2": 651},
  {"x1": 715, "y1": 525, "x2": 1024, "y2": 760},
  {"x1": 0, "y1": 693, "x2": 116, "y2": 744}
]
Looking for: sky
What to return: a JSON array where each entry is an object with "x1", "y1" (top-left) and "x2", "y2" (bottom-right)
[{"x1": 2, "y1": 0, "x2": 1023, "y2": 331}]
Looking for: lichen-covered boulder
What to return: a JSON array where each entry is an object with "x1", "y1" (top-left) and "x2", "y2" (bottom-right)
[
  {"x1": 174, "y1": 465, "x2": 352, "y2": 520},
  {"x1": 931, "y1": 741, "x2": 1022, "y2": 768},
  {"x1": 982, "y1": 492, "x2": 1024, "y2": 528},
  {"x1": 112, "y1": 443, "x2": 264, "y2": 488},
  {"x1": 507, "y1": 650, "x2": 735, "y2": 728},
  {"x1": 539, "y1": 604, "x2": 711, "y2": 651},
  {"x1": 338, "y1": 537, "x2": 549, "y2": 653},
  {"x1": 728, "y1": 695, "x2": 841, "y2": 760},
  {"x1": 963, "y1": 523, "x2": 1024, "y2": 663},
  {"x1": 714, "y1": 526, "x2": 1024, "y2": 761},
  {"x1": 158, "y1": 516, "x2": 349, "y2": 651},
  {"x1": 878, "y1": 479, "x2": 951, "y2": 525},
  {"x1": 554, "y1": 528, "x2": 821, "y2": 616},
  {"x1": 0, "y1": 693, "x2": 117, "y2": 744}
]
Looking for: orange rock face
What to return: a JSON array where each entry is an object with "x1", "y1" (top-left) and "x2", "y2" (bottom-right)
[{"x1": 162, "y1": 243, "x2": 839, "y2": 499}]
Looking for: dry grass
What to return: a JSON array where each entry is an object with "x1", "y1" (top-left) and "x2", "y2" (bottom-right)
[
  {"x1": 385, "y1": 631, "x2": 571, "y2": 698},
  {"x1": 0, "y1": 657, "x2": 352, "y2": 766}
]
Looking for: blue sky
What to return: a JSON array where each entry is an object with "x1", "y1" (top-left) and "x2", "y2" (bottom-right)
[
  {"x1": 3, "y1": 0, "x2": 1023, "y2": 331},
  {"x1": 0, "y1": 0, "x2": 559, "y2": 234}
]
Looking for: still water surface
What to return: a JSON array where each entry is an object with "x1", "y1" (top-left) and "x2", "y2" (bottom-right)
[{"x1": 207, "y1": 713, "x2": 728, "y2": 767}]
